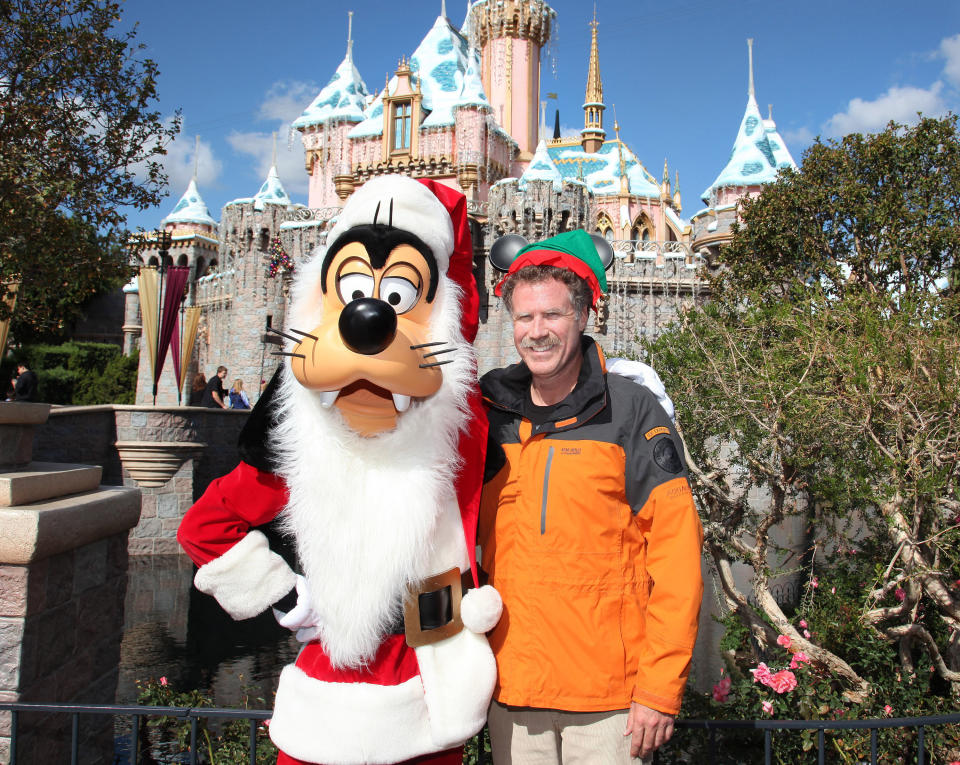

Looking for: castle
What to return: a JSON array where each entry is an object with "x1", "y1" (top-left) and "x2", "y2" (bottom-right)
[{"x1": 126, "y1": 1, "x2": 796, "y2": 405}]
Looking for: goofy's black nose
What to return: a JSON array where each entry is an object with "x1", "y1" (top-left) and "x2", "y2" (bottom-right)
[{"x1": 338, "y1": 298, "x2": 397, "y2": 355}]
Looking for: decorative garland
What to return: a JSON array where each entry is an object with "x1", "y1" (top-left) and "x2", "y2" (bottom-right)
[{"x1": 267, "y1": 236, "x2": 294, "y2": 277}]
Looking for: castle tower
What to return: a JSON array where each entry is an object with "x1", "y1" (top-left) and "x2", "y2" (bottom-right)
[
  {"x1": 581, "y1": 14, "x2": 605, "y2": 154},
  {"x1": 130, "y1": 171, "x2": 220, "y2": 404},
  {"x1": 470, "y1": 0, "x2": 555, "y2": 161},
  {"x1": 691, "y1": 39, "x2": 797, "y2": 260}
]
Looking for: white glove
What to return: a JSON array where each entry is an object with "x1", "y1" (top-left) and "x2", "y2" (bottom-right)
[
  {"x1": 273, "y1": 574, "x2": 322, "y2": 643},
  {"x1": 606, "y1": 358, "x2": 675, "y2": 422}
]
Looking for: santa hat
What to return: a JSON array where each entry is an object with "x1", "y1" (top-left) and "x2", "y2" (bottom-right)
[
  {"x1": 494, "y1": 229, "x2": 607, "y2": 311},
  {"x1": 329, "y1": 175, "x2": 498, "y2": 631}
]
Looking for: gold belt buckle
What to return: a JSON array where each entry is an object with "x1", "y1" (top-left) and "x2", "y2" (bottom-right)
[{"x1": 403, "y1": 566, "x2": 464, "y2": 648}]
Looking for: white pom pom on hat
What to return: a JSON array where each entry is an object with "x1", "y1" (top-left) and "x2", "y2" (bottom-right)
[{"x1": 460, "y1": 585, "x2": 503, "y2": 634}]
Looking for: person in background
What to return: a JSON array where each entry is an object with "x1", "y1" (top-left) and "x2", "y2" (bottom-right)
[
  {"x1": 189, "y1": 373, "x2": 207, "y2": 406},
  {"x1": 201, "y1": 365, "x2": 229, "y2": 409},
  {"x1": 227, "y1": 378, "x2": 250, "y2": 410},
  {"x1": 478, "y1": 230, "x2": 703, "y2": 764},
  {"x1": 12, "y1": 363, "x2": 38, "y2": 402}
]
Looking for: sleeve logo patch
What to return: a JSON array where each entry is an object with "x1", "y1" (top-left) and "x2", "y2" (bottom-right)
[
  {"x1": 644, "y1": 426, "x2": 670, "y2": 441},
  {"x1": 653, "y1": 438, "x2": 683, "y2": 474}
]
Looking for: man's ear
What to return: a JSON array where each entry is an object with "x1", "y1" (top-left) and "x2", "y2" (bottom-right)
[{"x1": 578, "y1": 308, "x2": 589, "y2": 332}]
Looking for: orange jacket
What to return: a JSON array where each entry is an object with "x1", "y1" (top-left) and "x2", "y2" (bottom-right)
[{"x1": 478, "y1": 339, "x2": 703, "y2": 715}]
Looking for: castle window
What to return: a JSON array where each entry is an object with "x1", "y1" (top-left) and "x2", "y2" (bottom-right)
[{"x1": 392, "y1": 101, "x2": 412, "y2": 152}]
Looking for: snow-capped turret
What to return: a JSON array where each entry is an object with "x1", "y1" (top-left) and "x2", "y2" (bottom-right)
[
  {"x1": 163, "y1": 177, "x2": 218, "y2": 229},
  {"x1": 700, "y1": 39, "x2": 797, "y2": 204},
  {"x1": 520, "y1": 140, "x2": 563, "y2": 190},
  {"x1": 293, "y1": 14, "x2": 369, "y2": 129}
]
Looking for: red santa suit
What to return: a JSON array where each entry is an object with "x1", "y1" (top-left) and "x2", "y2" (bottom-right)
[{"x1": 178, "y1": 178, "x2": 499, "y2": 765}]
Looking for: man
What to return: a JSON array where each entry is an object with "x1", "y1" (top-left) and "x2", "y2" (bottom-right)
[
  {"x1": 201, "y1": 365, "x2": 228, "y2": 409},
  {"x1": 12, "y1": 363, "x2": 38, "y2": 401},
  {"x1": 478, "y1": 230, "x2": 703, "y2": 763}
]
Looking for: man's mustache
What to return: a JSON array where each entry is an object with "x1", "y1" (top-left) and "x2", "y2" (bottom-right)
[{"x1": 519, "y1": 335, "x2": 560, "y2": 350}]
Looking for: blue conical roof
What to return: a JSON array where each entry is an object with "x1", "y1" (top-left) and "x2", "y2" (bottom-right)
[
  {"x1": 520, "y1": 140, "x2": 563, "y2": 190},
  {"x1": 252, "y1": 165, "x2": 291, "y2": 210},
  {"x1": 701, "y1": 93, "x2": 797, "y2": 203},
  {"x1": 293, "y1": 47, "x2": 370, "y2": 129},
  {"x1": 163, "y1": 178, "x2": 218, "y2": 228}
]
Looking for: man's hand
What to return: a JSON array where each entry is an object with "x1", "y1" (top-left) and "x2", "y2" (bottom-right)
[{"x1": 624, "y1": 702, "x2": 674, "y2": 760}]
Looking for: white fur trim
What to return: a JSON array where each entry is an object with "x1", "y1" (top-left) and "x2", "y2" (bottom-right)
[
  {"x1": 461, "y1": 585, "x2": 503, "y2": 634},
  {"x1": 324, "y1": 176, "x2": 455, "y2": 271},
  {"x1": 193, "y1": 531, "x2": 296, "y2": 621},
  {"x1": 269, "y1": 665, "x2": 434, "y2": 764},
  {"x1": 414, "y1": 627, "x2": 497, "y2": 749}
]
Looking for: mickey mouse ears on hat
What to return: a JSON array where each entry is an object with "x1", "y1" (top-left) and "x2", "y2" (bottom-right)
[
  {"x1": 489, "y1": 232, "x2": 615, "y2": 273},
  {"x1": 488, "y1": 231, "x2": 615, "y2": 311}
]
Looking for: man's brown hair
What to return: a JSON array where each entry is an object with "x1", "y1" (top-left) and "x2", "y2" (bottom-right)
[{"x1": 500, "y1": 265, "x2": 592, "y2": 318}]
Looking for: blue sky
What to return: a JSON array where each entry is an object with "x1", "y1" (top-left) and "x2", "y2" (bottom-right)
[{"x1": 121, "y1": 0, "x2": 960, "y2": 232}]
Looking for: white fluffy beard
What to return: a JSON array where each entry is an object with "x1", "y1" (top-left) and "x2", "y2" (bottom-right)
[{"x1": 272, "y1": 271, "x2": 475, "y2": 669}]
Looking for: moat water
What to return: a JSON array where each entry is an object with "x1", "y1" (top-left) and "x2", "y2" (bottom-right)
[{"x1": 116, "y1": 555, "x2": 299, "y2": 709}]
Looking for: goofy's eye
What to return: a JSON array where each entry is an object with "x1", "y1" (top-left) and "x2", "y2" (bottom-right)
[
  {"x1": 379, "y1": 276, "x2": 419, "y2": 314},
  {"x1": 337, "y1": 273, "x2": 375, "y2": 304}
]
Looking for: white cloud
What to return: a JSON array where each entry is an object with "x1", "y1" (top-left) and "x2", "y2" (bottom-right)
[
  {"x1": 257, "y1": 80, "x2": 319, "y2": 123},
  {"x1": 164, "y1": 129, "x2": 222, "y2": 194},
  {"x1": 227, "y1": 128, "x2": 308, "y2": 198},
  {"x1": 782, "y1": 125, "x2": 815, "y2": 148},
  {"x1": 940, "y1": 33, "x2": 960, "y2": 87},
  {"x1": 824, "y1": 82, "x2": 946, "y2": 137},
  {"x1": 130, "y1": 116, "x2": 222, "y2": 209}
]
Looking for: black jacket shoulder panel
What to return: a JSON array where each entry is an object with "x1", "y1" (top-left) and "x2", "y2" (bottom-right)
[{"x1": 237, "y1": 367, "x2": 284, "y2": 473}]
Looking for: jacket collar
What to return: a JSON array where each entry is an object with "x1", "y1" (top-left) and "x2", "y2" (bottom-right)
[{"x1": 481, "y1": 336, "x2": 607, "y2": 433}]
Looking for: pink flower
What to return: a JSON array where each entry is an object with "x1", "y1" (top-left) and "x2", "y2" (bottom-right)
[
  {"x1": 790, "y1": 652, "x2": 810, "y2": 669},
  {"x1": 883, "y1": 705, "x2": 893, "y2": 716},
  {"x1": 811, "y1": 576, "x2": 819, "y2": 589},
  {"x1": 762, "y1": 700, "x2": 774, "y2": 715},
  {"x1": 830, "y1": 587, "x2": 836, "y2": 594},
  {"x1": 159, "y1": 677, "x2": 168, "y2": 687},
  {"x1": 767, "y1": 670, "x2": 798, "y2": 694},
  {"x1": 712, "y1": 674, "x2": 732, "y2": 703},
  {"x1": 803, "y1": 629, "x2": 811, "y2": 639},
  {"x1": 895, "y1": 588, "x2": 906, "y2": 602},
  {"x1": 777, "y1": 634, "x2": 792, "y2": 649},
  {"x1": 799, "y1": 619, "x2": 808, "y2": 629},
  {"x1": 750, "y1": 662, "x2": 773, "y2": 685}
]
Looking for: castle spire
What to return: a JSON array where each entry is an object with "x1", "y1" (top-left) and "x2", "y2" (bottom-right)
[
  {"x1": 346, "y1": 11, "x2": 354, "y2": 61},
  {"x1": 614, "y1": 110, "x2": 628, "y2": 195},
  {"x1": 581, "y1": 10, "x2": 606, "y2": 154},
  {"x1": 747, "y1": 38, "x2": 755, "y2": 98},
  {"x1": 441, "y1": 0, "x2": 447, "y2": 19}
]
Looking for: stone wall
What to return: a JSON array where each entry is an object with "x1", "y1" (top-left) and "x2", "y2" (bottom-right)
[
  {"x1": 0, "y1": 534, "x2": 131, "y2": 764},
  {"x1": 33, "y1": 406, "x2": 250, "y2": 556}
]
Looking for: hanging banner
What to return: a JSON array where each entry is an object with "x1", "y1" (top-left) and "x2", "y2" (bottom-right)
[
  {"x1": 172, "y1": 305, "x2": 201, "y2": 401},
  {"x1": 137, "y1": 267, "x2": 159, "y2": 379},
  {"x1": 0, "y1": 281, "x2": 20, "y2": 363},
  {"x1": 156, "y1": 266, "x2": 190, "y2": 387}
]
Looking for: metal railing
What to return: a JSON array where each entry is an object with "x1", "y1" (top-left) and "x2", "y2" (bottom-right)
[{"x1": 1, "y1": 702, "x2": 958, "y2": 764}]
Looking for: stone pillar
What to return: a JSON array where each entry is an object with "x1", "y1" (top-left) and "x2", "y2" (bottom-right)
[{"x1": 0, "y1": 402, "x2": 141, "y2": 764}]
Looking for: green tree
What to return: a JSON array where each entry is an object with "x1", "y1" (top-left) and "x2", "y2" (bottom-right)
[
  {"x1": 649, "y1": 117, "x2": 960, "y2": 702},
  {"x1": 0, "y1": 0, "x2": 179, "y2": 342}
]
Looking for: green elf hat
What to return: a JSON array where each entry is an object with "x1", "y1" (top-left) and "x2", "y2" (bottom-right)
[{"x1": 493, "y1": 230, "x2": 608, "y2": 312}]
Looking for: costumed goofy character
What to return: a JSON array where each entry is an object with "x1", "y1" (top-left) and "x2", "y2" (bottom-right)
[{"x1": 177, "y1": 175, "x2": 502, "y2": 765}]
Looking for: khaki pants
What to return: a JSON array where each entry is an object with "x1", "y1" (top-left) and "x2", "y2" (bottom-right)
[{"x1": 488, "y1": 700, "x2": 652, "y2": 765}]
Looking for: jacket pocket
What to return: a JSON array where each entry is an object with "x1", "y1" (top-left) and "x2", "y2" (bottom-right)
[{"x1": 540, "y1": 446, "x2": 554, "y2": 534}]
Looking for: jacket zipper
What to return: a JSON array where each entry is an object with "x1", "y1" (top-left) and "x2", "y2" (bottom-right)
[{"x1": 540, "y1": 445, "x2": 554, "y2": 535}]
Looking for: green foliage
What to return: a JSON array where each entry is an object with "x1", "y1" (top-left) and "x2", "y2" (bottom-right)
[
  {"x1": 6, "y1": 341, "x2": 135, "y2": 403},
  {"x1": 74, "y1": 348, "x2": 138, "y2": 404},
  {"x1": 0, "y1": 0, "x2": 180, "y2": 343},
  {"x1": 646, "y1": 116, "x2": 960, "y2": 749},
  {"x1": 136, "y1": 677, "x2": 277, "y2": 765},
  {"x1": 719, "y1": 115, "x2": 960, "y2": 301}
]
